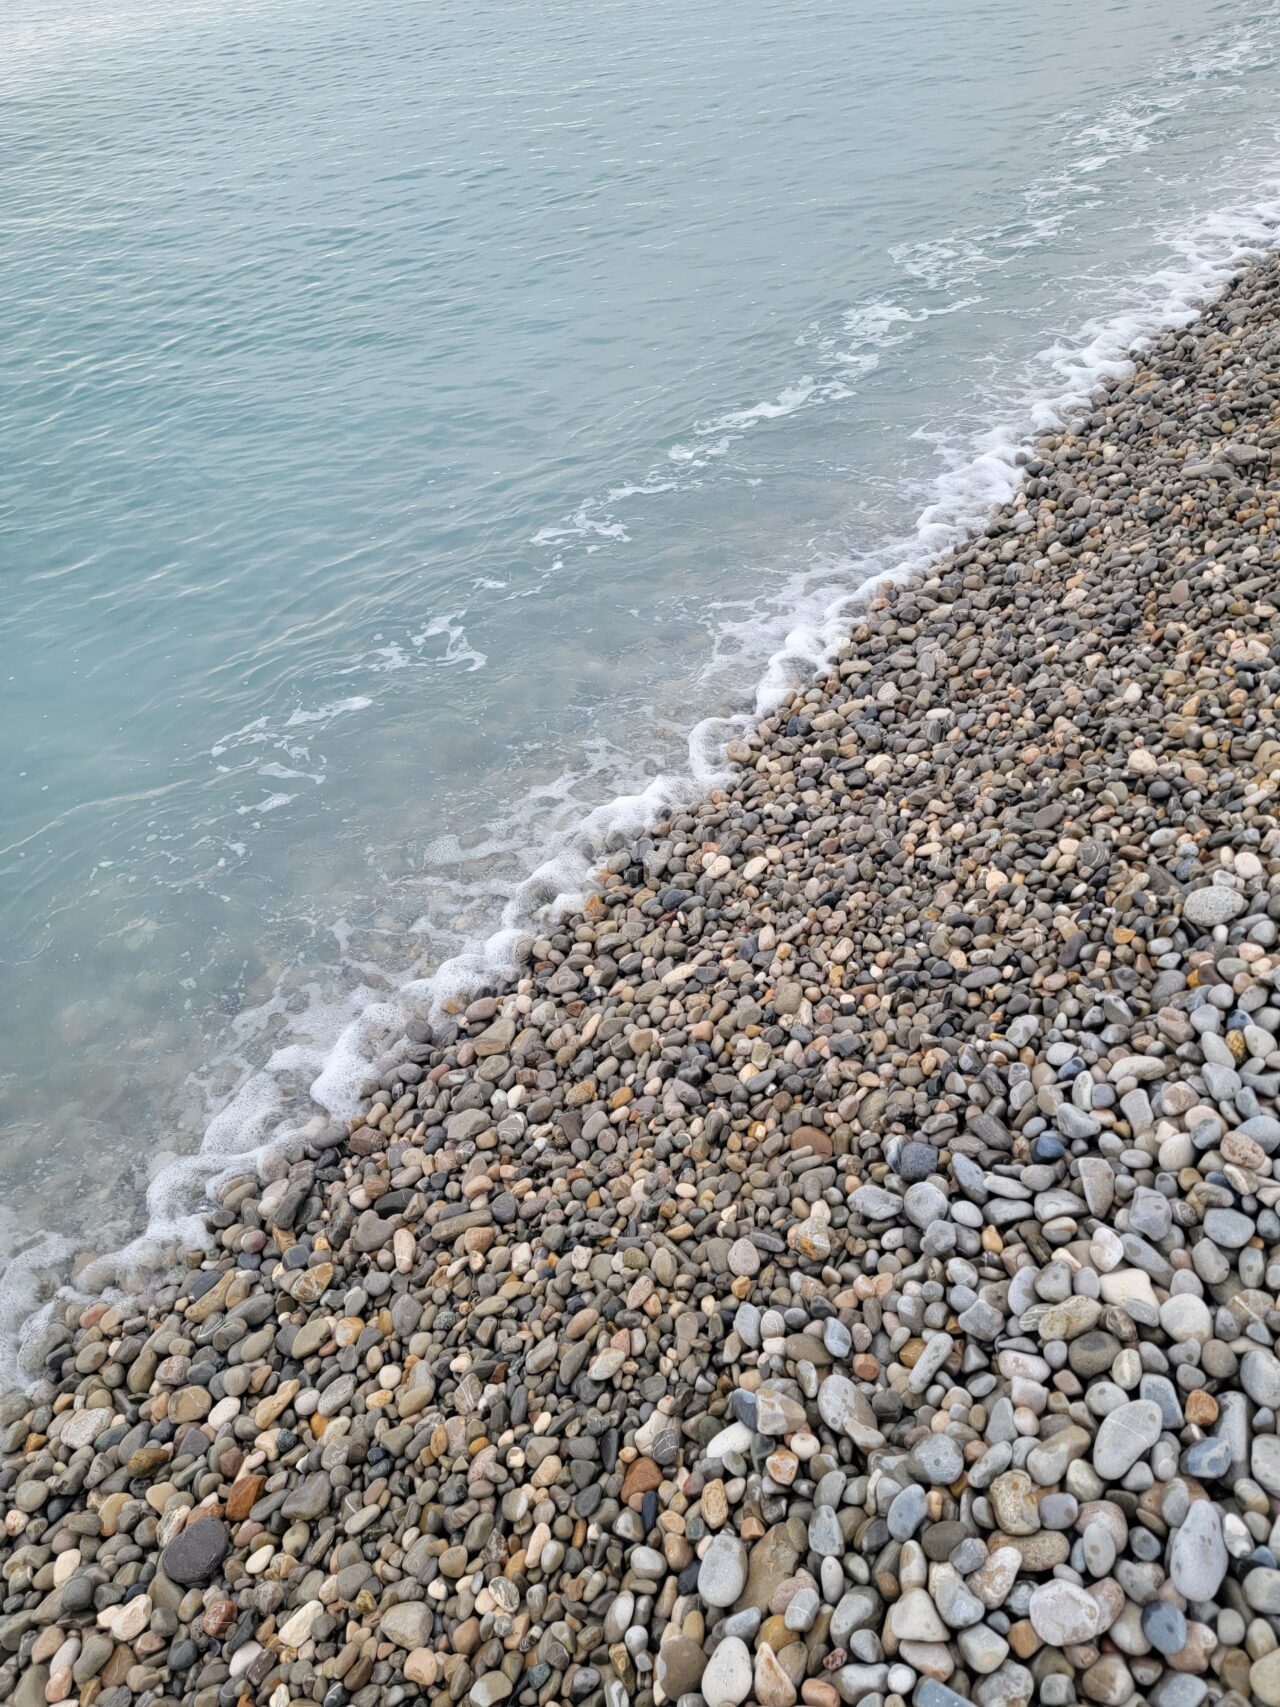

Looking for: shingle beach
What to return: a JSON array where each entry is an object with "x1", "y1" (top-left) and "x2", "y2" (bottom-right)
[{"x1": 4, "y1": 253, "x2": 1280, "y2": 1707}]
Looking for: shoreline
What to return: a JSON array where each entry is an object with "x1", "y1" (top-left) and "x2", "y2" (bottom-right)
[
  {"x1": 7, "y1": 186, "x2": 1280, "y2": 1397},
  {"x1": 4, "y1": 255, "x2": 1280, "y2": 1707}
]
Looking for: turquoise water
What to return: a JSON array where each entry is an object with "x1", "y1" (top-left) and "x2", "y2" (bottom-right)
[{"x1": 3, "y1": 0, "x2": 1280, "y2": 1372}]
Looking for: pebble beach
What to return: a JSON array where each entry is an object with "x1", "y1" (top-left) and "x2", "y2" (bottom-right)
[{"x1": 4, "y1": 248, "x2": 1280, "y2": 1707}]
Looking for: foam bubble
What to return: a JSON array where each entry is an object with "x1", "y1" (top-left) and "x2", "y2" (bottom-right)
[
  {"x1": 284, "y1": 695, "x2": 373, "y2": 728},
  {"x1": 702, "y1": 379, "x2": 821, "y2": 432}
]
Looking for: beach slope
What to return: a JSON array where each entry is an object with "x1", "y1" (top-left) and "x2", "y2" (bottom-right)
[{"x1": 3, "y1": 258, "x2": 1280, "y2": 1707}]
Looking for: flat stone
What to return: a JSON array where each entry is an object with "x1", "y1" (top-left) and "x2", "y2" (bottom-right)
[
  {"x1": 915, "y1": 1685, "x2": 970, "y2": 1707},
  {"x1": 1253, "y1": 1650, "x2": 1280, "y2": 1706},
  {"x1": 1242, "y1": 1348, "x2": 1280, "y2": 1407},
  {"x1": 990, "y1": 1470, "x2": 1039, "y2": 1535},
  {"x1": 631, "y1": 1545, "x2": 666, "y2": 1578},
  {"x1": 60, "y1": 1409, "x2": 115, "y2": 1451},
  {"x1": 830, "y1": 1587, "x2": 882, "y2": 1646},
  {"x1": 1059, "y1": 1104, "x2": 1102, "y2": 1140},
  {"x1": 897, "y1": 1142, "x2": 937, "y2": 1183},
  {"x1": 1070, "y1": 1328, "x2": 1123, "y2": 1378},
  {"x1": 1037, "y1": 1296, "x2": 1102, "y2": 1340},
  {"x1": 1168, "y1": 1498, "x2": 1228, "y2": 1601},
  {"x1": 280, "y1": 1473, "x2": 332, "y2": 1521},
  {"x1": 1203, "y1": 1208, "x2": 1255, "y2": 1248},
  {"x1": 969, "y1": 1546, "x2": 1020, "y2": 1610},
  {"x1": 753, "y1": 1642, "x2": 796, "y2": 1707},
  {"x1": 848, "y1": 1184, "x2": 901, "y2": 1220},
  {"x1": 1029, "y1": 1580, "x2": 1101, "y2": 1646},
  {"x1": 1182, "y1": 1438, "x2": 1230, "y2": 1479},
  {"x1": 1160, "y1": 1295, "x2": 1213, "y2": 1344},
  {"x1": 755, "y1": 1389, "x2": 808, "y2": 1435},
  {"x1": 702, "y1": 1637, "x2": 752, "y2": 1707},
  {"x1": 1092, "y1": 1400, "x2": 1162, "y2": 1480},
  {"x1": 990, "y1": 1531, "x2": 1069, "y2": 1571},
  {"x1": 888, "y1": 1588, "x2": 948, "y2": 1643},
  {"x1": 816, "y1": 1375, "x2": 884, "y2": 1449},
  {"x1": 932, "y1": 1566, "x2": 984, "y2": 1630},
  {"x1": 1099, "y1": 1270, "x2": 1157, "y2": 1311},
  {"x1": 904, "y1": 1182, "x2": 949, "y2": 1228},
  {"x1": 382, "y1": 1601, "x2": 433, "y2": 1650},
  {"x1": 1252, "y1": 1435, "x2": 1280, "y2": 1495},
  {"x1": 808, "y1": 1506, "x2": 843, "y2": 1557},
  {"x1": 698, "y1": 1533, "x2": 748, "y2": 1607},
  {"x1": 1183, "y1": 887, "x2": 1247, "y2": 927},
  {"x1": 471, "y1": 1675, "x2": 512, "y2": 1707},
  {"x1": 1244, "y1": 1568, "x2": 1280, "y2": 1614},
  {"x1": 1078, "y1": 1158, "x2": 1115, "y2": 1216},
  {"x1": 656, "y1": 1636, "x2": 706, "y2": 1699},
  {"x1": 958, "y1": 1624, "x2": 1009, "y2": 1675},
  {"x1": 1027, "y1": 1424, "x2": 1091, "y2": 1485},
  {"x1": 159, "y1": 1518, "x2": 229, "y2": 1586},
  {"x1": 888, "y1": 1483, "x2": 927, "y2": 1540},
  {"x1": 278, "y1": 1600, "x2": 325, "y2": 1648}
]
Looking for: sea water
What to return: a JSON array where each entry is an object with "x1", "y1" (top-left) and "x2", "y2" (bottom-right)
[{"x1": 2, "y1": 0, "x2": 1280, "y2": 1379}]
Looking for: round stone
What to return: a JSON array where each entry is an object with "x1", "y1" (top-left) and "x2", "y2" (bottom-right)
[
  {"x1": 728, "y1": 1238, "x2": 760, "y2": 1277},
  {"x1": 1159, "y1": 1295, "x2": 1212, "y2": 1344},
  {"x1": 907, "y1": 1435, "x2": 964, "y2": 1486},
  {"x1": 1141, "y1": 1601, "x2": 1187, "y2": 1655},
  {"x1": 656, "y1": 1636, "x2": 706, "y2": 1699}
]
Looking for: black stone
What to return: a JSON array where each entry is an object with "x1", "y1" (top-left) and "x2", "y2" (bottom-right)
[{"x1": 160, "y1": 1517, "x2": 230, "y2": 1585}]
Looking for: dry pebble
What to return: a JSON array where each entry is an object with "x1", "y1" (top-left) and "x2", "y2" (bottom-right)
[{"x1": 5, "y1": 256, "x2": 1280, "y2": 1707}]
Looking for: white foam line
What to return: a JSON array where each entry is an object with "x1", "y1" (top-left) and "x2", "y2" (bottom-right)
[
  {"x1": 7, "y1": 183, "x2": 1280, "y2": 1394},
  {"x1": 731, "y1": 185, "x2": 1280, "y2": 722}
]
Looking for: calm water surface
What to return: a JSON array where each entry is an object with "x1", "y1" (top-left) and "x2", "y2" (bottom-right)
[{"x1": 3, "y1": 0, "x2": 1280, "y2": 1372}]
